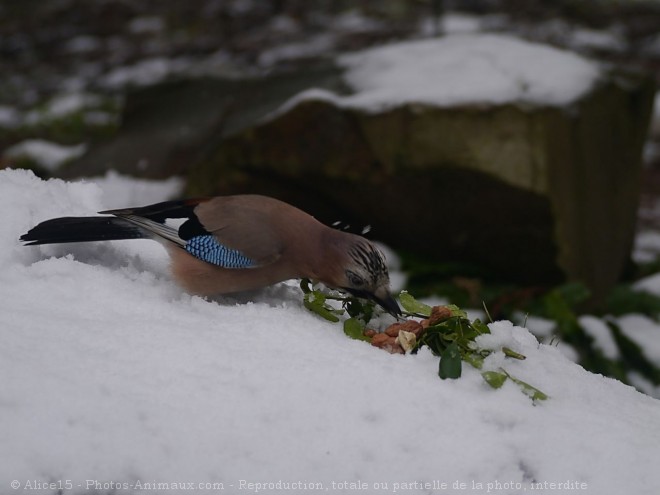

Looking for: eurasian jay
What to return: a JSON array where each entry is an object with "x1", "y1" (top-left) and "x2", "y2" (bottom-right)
[{"x1": 20, "y1": 195, "x2": 401, "y2": 315}]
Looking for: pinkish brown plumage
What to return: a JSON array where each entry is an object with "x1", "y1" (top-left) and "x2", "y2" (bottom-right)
[{"x1": 20, "y1": 195, "x2": 400, "y2": 314}]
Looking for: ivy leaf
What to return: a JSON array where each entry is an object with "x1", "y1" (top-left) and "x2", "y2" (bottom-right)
[
  {"x1": 299, "y1": 284, "x2": 548, "y2": 402},
  {"x1": 300, "y1": 278, "x2": 313, "y2": 294},
  {"x1": 463, "y1": 353, "x2": 485, "y2": 370},
  {"x1": 436, "y1": 316, "x2": 462, "y2": 338},
  {"x1": 482, "y1": 371, "x2": 508, "y2": 389},
  {"x1": 399, "y1": 291, "x2": 432, "y2": 317},
  {"x1": 344, "y1": 317, "x2": 370, "y2": 341},
  {"x1": 304, "y1": 301, "x2": 341, "y2": 322},
  {"x1": 508, "y1": 375, "x2": 549, "y2": 401},
  {"x1": 446, "y1": 304, "x2": 468, "y2": 319},
  {"x1": 438, "y1": 342, "x2": 462, "y2": 379},
  {"x1": 556, "y1": 282, "x2": 591, "y2": 307},
  {"x1": 345, "y1": 298, "x2": 374, "y2": 321},
  {"x1": 304, "y1": 291, "x2": 341, "y2": 322},
  {"x1": 502, "y1": 347, "x2": 526, "y2": 360},
  {"x1": 472, "y1": 319, "x2": 490, "y2": 335}
]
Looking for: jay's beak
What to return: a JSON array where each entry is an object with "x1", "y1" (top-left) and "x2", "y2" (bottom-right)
[
  {"x1": 345, "y1": 288, "x2": 401, "y2": 317},
  {"x1": 372, "y1": 292, "x2": 402, "y2": 317}
]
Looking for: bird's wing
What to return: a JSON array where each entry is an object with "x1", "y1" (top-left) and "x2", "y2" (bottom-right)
[
  {"x1": 192, "y1": 196, "x2": 285, "y2": 268},
  {"x1": 101, "y1": 197, "x2": 283, "y2": 269}
]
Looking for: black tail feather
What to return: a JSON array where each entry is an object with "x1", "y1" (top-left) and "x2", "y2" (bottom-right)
[
  {"x1": 20, "y1": 217, "x2": 145, "y2": 246},
  {"x1": 99, "y1": 198, "x2": 206, "y2": 223}
]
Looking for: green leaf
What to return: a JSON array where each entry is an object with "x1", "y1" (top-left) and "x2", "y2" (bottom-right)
[
  {"x1": 502, "y1": 347, "x2": 526, "y2": 360},
  {"x1": 399, "y1": 291, "x2": 432, "y2": 317},
  {"x1": 541, "y1": 283, "x2": 590, "y2": 338},
  {"x1": 605, "y1": 285, "x2": 660, "y2": 317},
  {"x1": 556, "y1": 282, "x2": 591, "y2": 307},
  {"x1": 345, "y1": 298, "x2": 374, "y2": 321},
  {"x1": 432, "y1": 316, "x2": 459, "y2": 335},
  {"x1": 419, "y1": 331, "x2": 444, "y2": 356},
  {"x1": 299, "y1": 285, "x2": 549, "y2": 401},
  {"x1": 447, "y1": 304, "x2": 468, "y2": 319},
  {"x1": 463, "y1": 353, "x2": 485, "y2": 370},
  {"x1": 472, "y1": 319, "x2": 490, "y2": 335},
  {"x1": 303, "y1": 299, "x2": 340, "y2": 322},
  {"x1": 482, "y1": 371, "x2": 508, "y2": 389},
  {"x1": 300, "y1": 278, "x2": 313, "y2": 294},
  {"x1": 507, "y1": 374, "x2": 549, "y2": 401},
  {"x1": 343, "y1": 317, "x2": 370, "y2": 341},
  {"x1": 305, "y1": 290, "x2": 327, "y2": 308},
  {"x1": 438, "y1": 342, "x2": 462, "y2": 379},
  {"x1": 303, "y1": 291, "x2": 341, "y2": 322}
]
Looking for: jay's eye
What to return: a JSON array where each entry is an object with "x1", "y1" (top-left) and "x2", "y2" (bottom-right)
[{"x1": 346, "y1": 270, "x2": 365, "y2": 287}]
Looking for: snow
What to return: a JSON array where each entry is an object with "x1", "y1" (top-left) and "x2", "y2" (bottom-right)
[
  {"x1": 567, "y1": 27, "x2": 627, "y2": 53},
  {"x1": 331, "y1": 10, "x2": 384, "y2": 34},
  {"x1": 267, "y1": 15, "x2": 300, "y2": 35},
  {"x1": 19, "y1": 92, "x2": 112, "y2": 127},
  {"x1": 441, "y1": 13, "x2": 483, "y2": 34},
  {"x1": 339, "y1": 34, "x2": 601, "y2": 109},
  {"x1": 617, "y1": 314, "x2": 660, "y2": 363},
  {"x1": 63, "y1": 35, "x2": 102, "y2": 54},
  {"x1": 516, "y1": 314, "x2": 555, "y2": 339},
  {"x1": 264, "y1": 88, "x2": 342, "y2": 121},
  {"x1": 272, "y1": 33, "x2": 602, "y2": 118},
  {"x1": 634, "y1": 271, "x2": 660, "y2": 296},
  {"x1": 128, "y1": 16, "x2": 166, "y2": 35},
  {"x1": 89, "y1": 170, "x2": 184, "y2": 210},
  {"x1": 474, "y1": 320, "x2": 539, "y2": 356},
  {"x1": 633, "y1": 231, "x2": 660, "y2": 263},
  {"x1": 628, "y1": 371, "x2": 660, "y2": 399},
  {"x1": 579, "y1": 315, "x2": 620, "y2": 360},
  {"x1": 418, "y1": 13, "x2": 484, "y2": 36},
  {"x1": 100, "y1": 58, "x2": 173, "y2": 89},
  {"x1": 98, "y1": 54, "x2": 243, "y2": 89},
  {"x1": 257, "y1": 33, "x2": 337, "y2": 68},
  {"x1": 0, "y1": 105, "x2": 22, "y2": 128},
  {"x1": 3, "y1": 168, "x2": 660, "y2": 495},
  {"x1": 3, "y1": 139, "x2": 87, "y2": 171},
  {"x1": 43, "y1": 92, "x2": 104, "y2": 120}
]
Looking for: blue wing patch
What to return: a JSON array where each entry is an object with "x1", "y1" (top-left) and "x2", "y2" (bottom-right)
[{"x1": 185, "y1": 235, "x2": 255, "y2": 268}]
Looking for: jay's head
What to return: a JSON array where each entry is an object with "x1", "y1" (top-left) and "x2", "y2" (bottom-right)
[{"x1": 336, "y1": 239, "x2": 401, "y2": 316}]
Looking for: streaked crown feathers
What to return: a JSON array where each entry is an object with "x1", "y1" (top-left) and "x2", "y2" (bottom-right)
[{"x1": 347, "y1": 240, "x2": 389, "y2": 285}]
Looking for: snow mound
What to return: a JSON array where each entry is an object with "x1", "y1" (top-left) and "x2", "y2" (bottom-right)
[
  {"x1": 339, "y1": 34, "x2": 601, "y2": 109},
  {"x1": 2, "y1": 169, "x2": 660, "y2": 495},
  {"x1": 272, "y1": 33, "x2": 602, "y2": 119}
]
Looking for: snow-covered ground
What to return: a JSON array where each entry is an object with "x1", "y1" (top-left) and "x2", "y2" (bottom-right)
[{"x1": 2, "y1": 168, "x2": 660, "y2": 495}]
